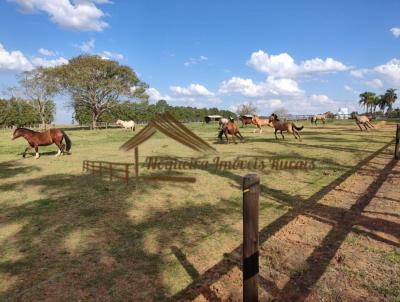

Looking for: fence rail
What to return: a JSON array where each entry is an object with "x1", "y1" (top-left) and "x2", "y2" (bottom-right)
[{"x1": 82, "y1": 160, "x2": 135, "y2": 185}]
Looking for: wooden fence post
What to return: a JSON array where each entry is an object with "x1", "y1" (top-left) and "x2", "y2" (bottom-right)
[
  {"x1": 125, "y1": 164, "x2": 129, "y2": 185},
  {"x1": 134, "y1": 147, "x2": 139, "y2": 184},
  {"x1": 243, "y1": 173, "x2": 260, "y2": 302},
  {"x1": 395, "y1": 124, "x2": 400, "y2": 159}
]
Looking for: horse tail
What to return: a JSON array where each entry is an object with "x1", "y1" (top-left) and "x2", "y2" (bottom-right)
[
  {"x1": 62, "y1": 131, "x2": 72, "y2": 151},
  {"x1": 293, "y1": 124, "x2": 304, "y2": 131}
]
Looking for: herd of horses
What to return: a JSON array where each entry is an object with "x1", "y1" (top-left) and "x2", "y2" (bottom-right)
[
  {"x1": 217, "y1": 112, "x2": 374, "y2": 143},
  {"x1": 11, "y1": 113, "x2": 375, "y2": 157},
  {"x1": 218, "y1": 113, "x2": 305, "y2": 143}
]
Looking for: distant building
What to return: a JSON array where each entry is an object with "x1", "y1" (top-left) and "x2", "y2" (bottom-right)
[
  {"x1": 337, "y1": 107, "x2": 350, "y2": 119},
  {"x1": 204, "y1": 115, "x2": 223, "y2": 123}
]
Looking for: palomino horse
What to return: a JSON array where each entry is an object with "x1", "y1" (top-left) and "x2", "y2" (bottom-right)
[
  {"x1": 252, "y1": 115, "x2": 272, "y2": 133},
  {"x1": 353, "y1": 114, "x2": 374, "y2": 131},
  {"x1": 218, "y1": 117, "x2": 244, "y2": 143},
  {"x1": 311, "y1": 113, "x2": 326, "y2": 126},
  {"x1": 218, "y1": 117, "x2": 229, "y2": 129},
  {"x1": 116, "y1": 119, "x2": 135, "y2": 131},
  {"x1": 238, "y1": 115, "x2": 253, "y2": 127},
  {"x1": 11, "y1": 128, "x2": 71, "y2": 159},
  {"x1": 270, "y1": 113, "x2": 304, "y2": 141}
]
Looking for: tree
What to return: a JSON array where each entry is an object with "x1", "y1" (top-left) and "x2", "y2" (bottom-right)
[
  {"x1": 382, "y1": 88, "x2": 397, "y2": 113},
  {"x1": 18, "y1": 67, "x2": 56, "y2": 128},
  {"x1": 48, "y1": 55, "x2": 148, "y2": 128},
  {"x1": 359, "y1": 92, "x2": 376, "y2": 114},
  {"x1": 236, "y1": 103, "x2": 258, "y2": 116},
  {"x1": 272, "y1": 107, "x2": 289, "y2": 117}
]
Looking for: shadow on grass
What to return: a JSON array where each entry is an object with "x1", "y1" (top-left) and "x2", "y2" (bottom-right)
[
  {"x1": 0, "y1": 170, "x2": 248, "y2": 301},
  {"x1": 172, "y1": 140, "x2": 398, "y2": 301},
  {"x1": 0, "y1": 160, "x2": 41, "y2": 180}
]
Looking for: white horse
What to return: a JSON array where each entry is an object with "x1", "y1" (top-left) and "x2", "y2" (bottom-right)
[
  {"x1": 116, "y1": 119, "x2": 135, "y2": 131},
  {"x1": 219, "y1": 118, "x2": 229, "y2": 129}
]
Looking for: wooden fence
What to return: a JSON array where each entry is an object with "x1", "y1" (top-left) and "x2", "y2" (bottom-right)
[{"x1": 82, "y1": 160, "x2": 135, "y2": 185}]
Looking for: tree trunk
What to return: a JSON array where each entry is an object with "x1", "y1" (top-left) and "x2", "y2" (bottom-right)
[{"x1": 92, "y1": 112, "x2": 98, "y2": 129}]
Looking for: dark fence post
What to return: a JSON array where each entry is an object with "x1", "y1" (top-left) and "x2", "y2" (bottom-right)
[
  {"x1": 395, "y1": 124, "x2": 400, "y2": 159},
  {"x1": 243, "y1": 173, "x2": 260, "y2": 302}
]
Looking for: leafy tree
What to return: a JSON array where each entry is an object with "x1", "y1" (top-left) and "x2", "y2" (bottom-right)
[
  {"x1": 48, "y1": 55, "x2": 148, "y2": 128},
  {"x1": 359, "y1": 92, "x2": 376, "y2": 114},
  {"x1": 382, "y1": 88, "x2": 397, "y2": 113},
  {"x1": 18, "y1": 67, "x2": 56, "y2": 128},
  {"x1": 272, "y1": 107, "x2": 289, "y2": 117},
  {"x1": 236, "y1": 103, "x2": 258, "y2": 116}
]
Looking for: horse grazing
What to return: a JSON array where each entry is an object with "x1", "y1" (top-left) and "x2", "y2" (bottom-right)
[
  {"x1": 252, "y1": 115, "x2": 272, "y2": 133},
  {"x1": 270, "y1": 113, "x2": 304, "y2": 141},
  {"x1": 311, "y1": 113, "x2": 326, "y2": 126},
  {"x1": 218, "y1": 117, "x2": 244, "y2": 143},
  {"x1": 238, "y1": 115, "x2": 253, "y2": 127},
  {"x1": 218, "y1": 118, "x2": 229, "y2": 129},
  {"x1": 116, "y1": 119, "x2": 135, "y2": 131},
  {"x1": 11, "y1": 128, "x2": 71, "y2": 159},
  {"x1": 353, "y1": 114, "x2": 374, "y2": 131}
]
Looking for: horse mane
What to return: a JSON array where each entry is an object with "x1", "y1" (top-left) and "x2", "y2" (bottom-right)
[{"x1": 14, "y1": 127, "x2": 33, "y2": 132}]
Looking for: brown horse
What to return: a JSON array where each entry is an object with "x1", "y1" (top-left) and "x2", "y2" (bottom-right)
[
  {"x1": 238, "y1": 115, "x2": 253, "y2": 127},
  {"x1": 353, "y1": 113, "x2": 374, "y2": 131},
  {"x1": 252, "y1": 115, "x2": 272, "y2": 133},
  {"x1": 218, "y1": 117, "x2": 244, "y2": 143},
  {"x1": 311, "y1": 113, "x2": 326, "y2": 126},
  {"x1": 270, "y1": 113, "x2": 303, "y2": 141},
  {"x1": 11, "y1": 128, "x2": 72, "y2": 159}
]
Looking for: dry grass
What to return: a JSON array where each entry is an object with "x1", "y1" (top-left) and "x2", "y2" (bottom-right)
[{"x1": 0, "y1": 119, "x2": 399, "y2": 301}]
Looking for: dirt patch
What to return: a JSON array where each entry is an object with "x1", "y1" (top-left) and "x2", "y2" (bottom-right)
[{"x1": 180, "y1": 146, "x2": 400, "y2": 301}]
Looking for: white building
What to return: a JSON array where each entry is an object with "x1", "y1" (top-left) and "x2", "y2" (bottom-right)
[{"x1": 337, "y1": 107, "x2": 350, "y2": 119}]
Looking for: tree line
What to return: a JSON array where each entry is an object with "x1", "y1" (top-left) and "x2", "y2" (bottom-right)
[
  {"x1": 359, "y1": 89, "x2": 398, "y2": 116},
  {"x1": 1, "y1": 55, "x2": 234, "y2": 128}
]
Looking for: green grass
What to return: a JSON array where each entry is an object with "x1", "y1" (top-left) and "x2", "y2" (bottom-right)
[{"x1": 0, "y1": 120, "x2": 397, "y2": 300}]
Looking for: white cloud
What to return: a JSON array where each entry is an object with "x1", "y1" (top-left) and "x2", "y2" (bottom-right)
[
  {"x1": 184, "y1": 55, "x2": 208, "y2": 66},
  {"x1": 390, "y1": 27, "x2": 400, "y2": 37},
  {"x1": 247, "y1": 50, "x2": 349, "y2": 77},
  {"x1": 366, "y1": 78, "x2": 383, "y2": 89},
  {"x1": 99, "y1": 51, "x2": 124, "y2": 60},
  {"x1": 0, "y1": 43, "x2": 33, "y2": 71},
  {"x1": 31, "y1": 56, "x2": 68, "y2": 68},
  {"x1": 350, "y1": 69, "x2": 369, "y2": 78},
  {"x1": 344, "y1": 85, "x2": 359, "y2": 95},
  {"x1": 219, "y1": 76, "x2": 304, "y2": 98},
  {"x1": 11, "y1": 0, "x2": 109, "y2": 32},
  {"x1": 146, "y1": 84, "x2": 221, "y2": 106},
  {"x1": 146, "y1": 87, "x2": 171, "y2": 102},
  {"x1": 374, "y1": 59, "x2": 400, "y2": 86},
  {"x1": 170, "y1": 83, "x2": 215, "y2": 97},
  {"x1": 78, "y1": 39, "x2": 95, "y2": 53},
  {"x1": 38, "y1": 48, "x2": 56, "y2": 56}
]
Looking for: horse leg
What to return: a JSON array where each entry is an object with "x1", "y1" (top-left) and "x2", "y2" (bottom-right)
[
  {"x1": 22, "y1": 145, "x2": 32, "y2": 158},
  {"x1": 280, "y1": 130, "x2": 284, "y2": 140},
  {"x1": 34, "y1": 146, "x2": 40, "y2": 159},
  {"x1": 356, "y1": 122, "x2": 363, "y2": 131},
  {"x1": 363, "y1": 123, "x2": 368, "y2": 131},
  {"x1": 368, "y1": 122, "x2": 374, "y2": 129},
  {"x1": 235, "y1": 132, "x2": 244, "y2": 142},
  {"x1": 224, "y1": 132, "x2": 229, "y2": 143},
  {"x1": 274, "y1": 129, "x2": 278, "y2": 140}
]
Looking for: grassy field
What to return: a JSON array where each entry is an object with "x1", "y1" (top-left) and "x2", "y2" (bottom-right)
[{"x1": 0, "y1": 119, "x2": 399, "y2": 301}]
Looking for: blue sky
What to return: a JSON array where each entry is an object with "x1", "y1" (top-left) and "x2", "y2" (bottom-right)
[{"x1": 1, "y1": 0, "x2": 400, "y2": 123}]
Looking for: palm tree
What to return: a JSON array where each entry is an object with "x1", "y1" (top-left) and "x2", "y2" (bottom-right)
[
  {"x1": 359, "y1": 92, "x2": 376, "y2": 114},
  {"x1": 382, "y1": 88, "x2": 397, "y2": 114}
]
